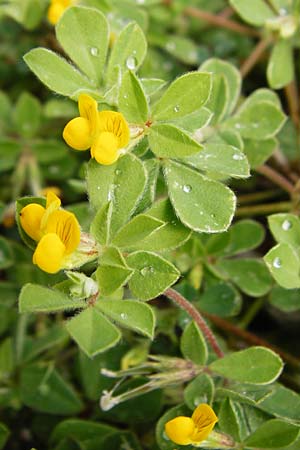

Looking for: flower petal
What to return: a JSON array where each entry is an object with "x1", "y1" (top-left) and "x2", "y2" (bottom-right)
[
  {"x1": 78, "y1": 94, "x2": 99, "y2": 138},
  {"x1": 33, "y1": 233, "x2": 66, "y2": 273},
  {"x1": 98, "y1": 111, "x2": 130, "y2": 148},
  {"x1": 191, "y1": 404, "x2": 218, "y2": 443},
  {"x1": 45, "y1": 210, "x2": 80, "y2": 254},
  {"x1": 63, "y1": 117, "x2": 92, "y2": 150},
  {"x1": 165, "y1": 416, "x2": 195, "y2": 445},
  {"x1": 91, "y1": 131, "x2": 120, "y2": 165},
  {"x1": 19, "y1": 203, "x2": 45, "y2": 241}
]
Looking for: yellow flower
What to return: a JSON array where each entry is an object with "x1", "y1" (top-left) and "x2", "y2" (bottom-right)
[
  {"x1": 19, "y1": 192, "x2": 80, "y2": 274},
  {"x1": 63, "y1": 94, "x2": 130, "y2": 165},
  {"x1": 164, "y1": 404, "x2": 218, "y2": 446},
  {"x1": 47, "y1": 0, "x2": 77, "y2": 25}
]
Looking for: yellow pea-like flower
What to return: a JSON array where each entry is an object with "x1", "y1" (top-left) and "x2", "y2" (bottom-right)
[
  {"x1": 63, "y1": 94, "x2": 130, "y2": 165},
  {"x1": 165, "y1": 404, "x2": 218, "y2": 446},
  {"x1": 19, "y1": 192, "x2": 80, "y2": 274},
  {"x1": 47, "y1": 0, "x2": 76, "y2": 25}
]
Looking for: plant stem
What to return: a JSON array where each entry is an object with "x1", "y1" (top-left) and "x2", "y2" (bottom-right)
[
  {"x1": 164, "y1": 288, "x2": 224, "y2": 358},
  {"x1": 183, "y1": 7, "x2": 260, "y2": 37},
  {"x1": 238, "y1": 189, "x2": 281, "y2": 205},
  {"x1": 240, "y1": 36, "x2": 273, "y2": 77},
  {"x1": 284, "y1": 79, "x2": 300, "y2": 130},
  {"x1": 256, "y1": 164, "x2": 295, "y2": 195},
  {"x1": 202, "y1": 312, "x2": 300, "y2": 369},
  {"x1": 236, "y1": 201, "x2": 291, "y2": 216},
  {"x1": 239, "y1": 297, "x2": 266, "y2": 329}
]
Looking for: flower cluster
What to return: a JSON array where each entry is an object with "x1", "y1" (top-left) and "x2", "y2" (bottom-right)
[
  {"x1": 63, "y1": 94, "x2": 130, "y2": 165},
  {"x1": 165, "y1": 403, "x2": 218, "y2": 446},
  {"x1": 47, "y1": 0, "x2": 77, "y2": 25},
  {"x1": 19, "y1": 192, "x2": 80, "y2": 273}
]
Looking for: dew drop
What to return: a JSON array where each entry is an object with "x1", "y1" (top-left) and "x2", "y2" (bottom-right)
[
  {"x1": 233, "y1": 153, "x2": 244, "y2": 161},
  {"x1": 235, "y1": 123, "x2": 242, "y2": 129},
  {"x1": 115, "y1": 169, "x2": 121, "y2": 175},
  {"x1": 140, "y1": 266, "x2": 154, "y2": 276},
  {"x1": 120, "y1": 313, "x2": 127, "y2": 320},
  {"x1": 182, "y1": 184, "x2": 192, "y2": 193},
  {"x1": 173, "y1": 105, "x2": 180, "y2": 113},
  {"x1": 126, "y1": 56, "x2": 137, "y2": 70},
  {"x1": 273, "y1": 257, "x2": 282, "y2": 269},
  {"x1": 282, "y1": 220, "x2": 292, "y2": 231},
  {"x1": 97, "y1": 186, "x2": 101, "y2": 191},
  {"x1": 90, "y1": 47, "x2": 99, "y2": 56},
  {"x1": 136, "y1": 0, "x2": 145, "y2": 4},
  {"x1": 279, "y1": 7, "x2": 287, "y2": 15}
]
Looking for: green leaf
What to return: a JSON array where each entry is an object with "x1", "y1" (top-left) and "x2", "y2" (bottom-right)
[
  {"x1": 210, "y1": 347, "x2": 283, "y2": 384},
  {"x1": 141, "y1": 78, "x2": 166, "y2": 97},
  {"x1": 196, "y1": 282, "x2": 241, "y2": 317},
  {"x1": 87, "y1": 154, "x2": 147, "y2": 237},
  {"x1": 0, "y1": 423, "x2": 9, "y2": 450},
  {"x1": 148, "y1": 123, "x2": 203, "y2": 158},
  {"x1": 24, "y1": 48, "x2": 94, "y2": 97},
  {"x1": 0, "y1": 338, "x2": 14, "y2": 381},
  {"x1": 119, "y1": 70, "x2": 149, "y2": 124},
  {"x1": 230, "y1": 101, "x2": 286, "y2": 140},
  {"x1": 112, "y1": 214, "x2": 164, "y2": 248},
  {"x1": 100, "y1": 246, "x2": 127, "y2": 267},
  {"x1": 13, "y1": 92, "x2": 41, "y2": 138},
  {"x1": 96, "y1": 265, "x2": 133, "y2": 296},
  {"x1": 152, "y1": 71, "x2": 211, "y2": 121},
  {"x1": 184, "y1": 373, "x2": 214, "y2": 410},
  {"x1": 239, "y1": 88, "x2": 281, "y2": 110},
  {"x1": 243, "y1": 137, "x2": 277, "y2": 168},
  {"x1": 204, "y1": 73, "x2": 228, "y2": 124},
  {"x1": 223, "y1": 219, "x2": 265, "y2": 256},
  {"x1": 169, "y1": 107, "x2": 212, "y2": 133},
  {"x1": 106, "y1": 22, "x2": 147, "y2": 86},
  {"x1": 267, "y1": 39, "x2": 294, "y2": 90},
  {"x1": 218, "y1": 399, "x2": 241, "y2": 442},
  {"x1": 163, "y1": 35, "x2": 200, "y2": 65},
  {"x1": 127, "y1": 251, "x2": 180, "y2": 301},
  {"x1": 65, "y1": 308, "x2": 121, "y2": 357},
  {"x1": 97, "y1": 299, "x2": 155, "y2": 338},
  {"x1": 134, "y1": 159, "x2": 159, "y2": 214},
  {"x1": 259, "y1": 384, "x2": 300, "y2": 421},
  {"x1": 264, "y1": 242, "x2": 300, "y2": 289},
  {"x1": 216, "y1": 258, "x2": 272, "y2": 297},
  {"x1": 20, "y1": 364, "x2": 83, "y2": 415},
  {"x1": 269, "y1": 285, "x2": 300, "y2": 312},
  {"x1": 229, "y1": 0, "x2": 275, "y2": 26},
  {"x1": 164, "y1": 160, "x2": 236, "y2": 233},
  {"x1": 268, "y1": 213, "x2": 300, "y2": 247},
  {"x1": 201, "y1": 58, "x2": 241, "y2": 116},
  {"x1": 245, "y1": 419, "x2": 299, "y2": 448},
  {"x1": 185, "y1": 142, "x2": 250, "y2": 178},
  {"x1": 90, "y1": 202, "x2": 112, "y2": 245},
  {"x1": 0, "y1": 237, "x2": 14, "y2": 270},
  {"x1": 180, "y1": 321, "x2": 207, "y2": 365},
  {"x1": 0, "y1": 140, "x2": 21, "y2": 172},
  {"x1": 19, "y1": 284, "x2": 85, "y2": 313},
  {"x1": 56, "y1": 6, "x2": 109, "y2": 86},
  {"x1": 51, "y1": 419, "x2": 117, "y2": 446},
  {"x1": 138, "y1": 199, "x2": 191, "y2": 251}
]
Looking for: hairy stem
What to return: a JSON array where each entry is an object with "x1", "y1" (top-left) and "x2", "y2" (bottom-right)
[
  {"x1": 164, "y1": 288, "x2": 224, "y2": 358},
  {"x1": 184, "y1": 7, "x2": 260, "y2": 37},
  {"x1": 256, "y1": 164, "x2": 295, "y2": 195}
]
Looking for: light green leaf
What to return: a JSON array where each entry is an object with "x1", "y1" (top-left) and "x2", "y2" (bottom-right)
[
  {"x1": 264, "y1": 242, "x2": 300, "y2": 289},
  {"x1": 141, "y1": 78, "x2": 166, "y2": 97},
  {"x1": 230, "y1": 101, "x2": 286, "y2": 140},
  {"x1": 112, "y1": 214, "x2": 164, "y2": 248},
  {"x1": 204, "y1": 73, "x2": 228, "y2": 124},
  {"x1": 229, "y1": 0, "x2": 275, "y2": 26},
  {"x1": 13, "y1": 92, "x2": 41, "y2": 138},
  {"x1": 119, "y1": 70, "x2": 149, "y2": 124},
  {"x1": 127, "y1": 251, "x2": 180, "y2": 301},
  {"x1": 19, "y1": 284, "x2": 85, "y2": 313},
  {"x1": 210, "y1": 347, "x2": 283, "y2": 384},
  {"x1": 268, "y1": 213, "x2": 300, "y2": 247},
  {"x1": 218, "y1": 399, "x2": 241, "y2": 442},
  {"x1": 239, "y1": 88, "x2": 281, "y2": 111},
  {"x1": 0, "y1": 237, "x2": 14, "y2": 270},
  {"x1": 180, "y1": 321, "x2": 207, "y2": 365},
  {"x1": 223, "y1": 219, "x2": 265, "y2": 256},
  {"x1": 185, "y1": 142, "x2": 250, "y2": 178},
  {"x1": 97, "y1": 299, "x2": 155, "y2": 338},
  {"x1": 134, "y1": 159, "x2": 159, "y2": 214},
  {"x1": 164, "y1": 160, "x2": 236, "y2": 233},
  {"x1": 184, "y1": 373, "x2": 215, "y2": 410},
  {"x1": 100, "y1": 246, "x2": 127, "y2": 267},
  {"x1": 0, "y1": 140, "x2": 21, "y2": 172},
  {"x1": 56, "y1": 6, "x2": 109, "y2": 86},
  {"x1": 245, "y1": 419, "x2": 299, "y2": 448},
  {"x1": 243, "y1": 138, "x2": 277, "y2": 168},
  {"x1": 216, "y1": 258, "x2": 272, "y2": 297},
  {"x1": 96, "y1": 265, "x2": 133, "y2": 296},
  {"x1": 148, "y1": 123, "x2": 203, "y2": 158},
  {"x1": 163, "y1": 35, "x2": 200, "y2": 65},
  {"x1": 269, "y1": 285, "x2": 300, "y2": 312},
  {"x1": 196, "y1": 282, "x2": 241, "y2": 317},
  {"x1": 65, "y1": 308, "x2": 121, "y2": 357},
  {"x1": 0, "y1": 338, "x2": 14, "y2": 381},
  {"x1": 152, "y1": 71, "x2": 211, "y2": 121},
  {"x1": 24, "y1": 48, "x2": 94, "y2": 97},
  {"x1": 169, "y1": 107, "x2": 212, "y2": 133},
  {"x1": 51, "y1": 419, "x2": 117, "y2": 445},
  {"x1": 259, "y1": 384, "x2": 300, "y2": 421},
  {"x1": 87, "y1": 154, "x2": 147, "y2": 237},
  {"x1": 90, "y1": 202, "x2": 112, "y2": 245},
  {"x1": 267, "y1": 39, "x2": 294, "y2": 90},
  {"x1": 106, "y1": 22, "x2": 147, "y2": 86},
  {"x1": 138, "y1": 199, "x2": 191, "y2": 251},
  {"x1": 201, "y1": 58, "x2": 241, "y2": 116}
]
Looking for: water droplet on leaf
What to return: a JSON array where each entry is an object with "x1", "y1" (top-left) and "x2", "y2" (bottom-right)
[
  {"x1": 173, "y1": 105, "x2": 180, "y2": 113},
  {"x1": 233, "y1": 153, "x2": 244, "y2": 161},
  {"x1": 126, "y1": 56, "x2": 137, "y2": 70},
  {"x1": 182, "y1": 184, "x2": 192, "y2": 193},
  {"x1": 282, "y1": 220, "x2": 292, "y2": 231},
  {"x1": 90, "y1": 47, "x2": 99, "y2": 56},
  {"x1": 273, "y1": 257, "x2": 282, "y2": 268}
]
